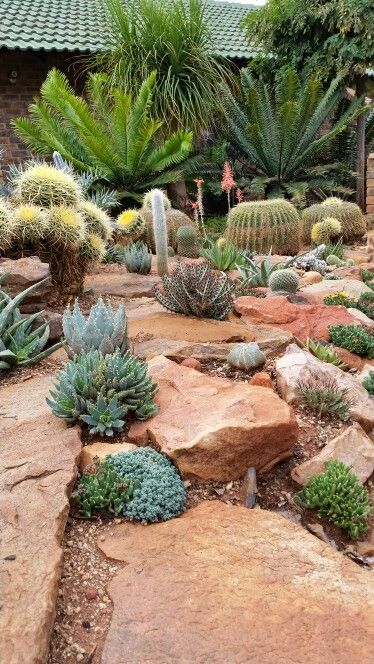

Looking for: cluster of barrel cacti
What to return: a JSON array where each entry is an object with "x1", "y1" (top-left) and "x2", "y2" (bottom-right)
[
  {"x1": 303, "y1": 198, "x2": 366, "y2": 241},
  {"x1": 0, "y1": 163, "x2": 112, "y2": 296},
  {"x1": 224, "y1": 199, "x2": 301, "y2": 255}
]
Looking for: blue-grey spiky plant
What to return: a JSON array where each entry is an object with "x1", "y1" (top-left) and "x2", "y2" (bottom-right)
[
  {"x1": 0, "y1": 272, "x2": 63, "y2": 369},
  {"x1": 151, "y1": 188, "x2": 169, "y2": 276},
  {"x1": 123, "y1": 241, "x2": 152, "y2": 274},
  {"x1": 47, "y1": 349, "x2": 159, "y2": 436},
  {"x1": 63, "y1": 297, "x2": 128, "y2": 358}
]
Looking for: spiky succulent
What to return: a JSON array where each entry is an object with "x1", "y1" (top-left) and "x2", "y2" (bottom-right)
[
  {"x1": 116, "y1": 209, "x2": 146, "y2": 241},
  {"x1": 63, "y1": 297, "x2": 128, "y2": 357},
  {"x1": 328, "y1": 324, "x2": 374, "y2": 359},
  {"x1": 79, "y1": 200, "x2": 112, "y2": 242},
  {"x1": 225, "y1": 199, "x2": 301, "y2": 255},
  {"x1": 293, "y1": 245, "x2": 327, "y2": 274},
  {"x1": 269, "y1": 268, "x2": 299, "y2": 293},
  {"x1": 103, "y1": 244, "x2": 128, "y2": 264},
  {"x1": 15, "y1": 163, "x2": 81, "y2": 207},
  {"x1": 123, "y1": 241, "x2": 152, "y2": 274},
  {"x1": 108, "y1": 448, "x2": 186, "y2": 524},
  {"x1": 47, "y1": 205, "x2": 86, "y2": 246},
  {"x1": 303, "y1": 338, "x2": 347, "y2": 369},
  {"x1": 201, "y1": 238, "x2": 245, "y2": 271},
  {"x1": 302, "y1": 198, "x2": 366, "y2": 241},
  {"x1": 0, "y1": 198, "x2": 15, "y2": 253},
  {"x1": 297, "y1": 373, "x2": 353, "y2": 421},
  {"x1": 311, "y1": 217, "x2": 342, "y2": 245},
  {"x1": 295, "y1": 460, "x2": 371, "y2": 540},
  {"x1": 176, "y1": 225, "x2": 199, "y2": 258},
  {"x1": 155, "y1": 260, "x2": 235, "y2": 320},
  {"x1": 12, "y1": 204, "x2": 49, "y2": 242},
  {"x1": 362, "y1": 369, "x2": 374, "y2": 396},
  {"x1": 237, "y1": 249, "x2": 292, "y2": 287},
  {"x1": 47, "y1": 349, "x2": 159, "y2": 436},
  {"x1": 73, "y1": 458, "x2": 137, "y2": 517},
  {"x1": 80, "y1": 234, "x2": 106, "y2": 263},
  {"x1": 0, "y1": 273, "x2": 63, "y2": 369},
  {"x1": 227, "y1": 343, "x2": 266, "y2": 371}
]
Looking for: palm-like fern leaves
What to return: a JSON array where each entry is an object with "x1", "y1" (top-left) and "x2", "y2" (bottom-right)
[
  {"x1": 13, "y1": 69, "x2": 193, "y2": 202},
  {"x1": 221, "y1": 67, "x2": 365, "y2": 204}
]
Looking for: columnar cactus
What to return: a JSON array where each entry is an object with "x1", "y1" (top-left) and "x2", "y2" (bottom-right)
[
  {"x1": 176, "y1": 225, "x2": 199, "y2": 258},
  {"x1": 143, "y1": 189, "x2": 171, "y2": 211},
  {"x1": 224, "y1": 199, "x2": 301, "y2": 255},
  {"x1": 302, "y1": 198, "x2": 366, "y2": 241},
  {"x1": 151, "y1": 189, "x2": 169, "y2": 276},
  {"x1": 269, "y1": 268, "x2": 299, "y2": 293}
]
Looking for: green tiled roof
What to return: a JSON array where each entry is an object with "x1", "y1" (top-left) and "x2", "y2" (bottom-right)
[{"x1": 0, "y1": 0, "x2": 257, "y2": 60}]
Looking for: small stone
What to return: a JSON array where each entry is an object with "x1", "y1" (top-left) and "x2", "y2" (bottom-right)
[
  {"x1": 85, "y1": 589, "x2": 98, "y2": 601},
  {"x1": 82, "y1": 621, "x2": 91, "y2": 629},
  {"x1": 249, "y1": 372, "x2": 273, "y2": 389},
  {"x1": 4, "y1": 554, "x2": 16, "y2": 561},
  {"x1": 180, "y1": 357, "x2": 203, "y2": 371}
]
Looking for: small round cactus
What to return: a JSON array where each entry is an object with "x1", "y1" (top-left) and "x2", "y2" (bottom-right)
[
  {"x1": 80, "y1": 234, "x2": 106, "y2": 263},
  {"x1": 302, "y1": 198, "x2": 365, "y2": 241},
  {"x1": 13, "y1": 204, "x2": 49, "y2": 242},
  {"x1": 142, "y1": 206, "x2": 198, "y2": 251},
  {"x1": 326, "y1": 255, "x2": 345, "y2": 267},
  {"x1": 269, "y1": 269, "x2": 299, "y2": 293},
  {"x1": 311, "y1": 217, "x2": 342, "y2": 244},
  {"x1": 80, "y1": 200, "x2": 112, "y2": 242},
  {"x1": 227, "y1": 343, "x2": 266, "y2": 371},
  {"x1": 116, "y1": 209, "x2": 145, "y2": 241},
  {"x1": 47, "y1": 205, "x2": 86, "y2": 246},
  {"x1": 176, "y1": 225, "x2": 199, "y2": 258},
  {"x1": 0, "y1": 198, "x2": 15, "y2": 253},
  {"x1": 15, "y1": 163, "x2": 81, "y2": 207}
]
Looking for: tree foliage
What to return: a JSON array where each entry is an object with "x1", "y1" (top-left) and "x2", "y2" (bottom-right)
[{"x1": 13, "y1": 69, "x2": 196, "y2": 202}]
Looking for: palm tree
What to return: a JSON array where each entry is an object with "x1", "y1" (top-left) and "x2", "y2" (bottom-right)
[
  {"x1": 13, "y1": 69, "x2": 195, "y2": 202},
  {"x1": 94, "y1": 0, "x2": 231, "y2": 133},
  {"x1": 221, "y1": 67, "x2": 365, "y2": 206}
]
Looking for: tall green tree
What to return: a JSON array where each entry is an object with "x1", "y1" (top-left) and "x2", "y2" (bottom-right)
[
  {"x1": 95, "y1": 0, "x2": 232, "y2": 133},
  {"x1": 245, "y1": 0, "x2": 374, "y2": 209}
]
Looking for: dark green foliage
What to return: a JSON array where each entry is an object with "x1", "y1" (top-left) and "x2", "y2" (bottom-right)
[
  {"x1": 108, "y1": 448, "x2": 186, "y2": 523},
  {"x1": 47, "y1": 349, "x2": 159, "y2": 436},
  {"x1": 154, "y1": 260, "x2": 235, "y2": 320},
  {"x1": 328, "y1": 324, "x2": 374, "y2": 359},
  {"x1": 322, "y1": 238, "x2": 344, "y2": 260},
  {"x1": 362, "y1": 370, "x2": 374, "y2": 396},
  {"x1": 297, "y1": 375, "x2": 353, "y2": 421},
  {"x1": 357, "y1": 291, "x2": 374, "y2": 321},
  {"x1": 361, "y1": 269, "x2": 374, "y2": 291},
  {"x1": 13, "y1": 70, "x2": 193, "y2": 203},
  {"x1": 73, "y1": 459, "x2": 137, "y2": 517},
  {"x1": 123, "y1": 241, "x2": 152, "y2": 274},
  {"x1": 220, "y1": 67, "x2": 363, "y2": 205},
  {"x1": 295, "y1": 460, "x2": 372, "y2": 540},
  {"x1": 0, "y1": 273, "x2": 63, "y2": 370}
]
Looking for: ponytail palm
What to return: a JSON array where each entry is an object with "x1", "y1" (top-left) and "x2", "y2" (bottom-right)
[
  {"x1": 13, "y1": 69, "x2": 193, "y2": 202},
  {"x1": 222, "y1": 68, "x2": 365, "y2": 205}
]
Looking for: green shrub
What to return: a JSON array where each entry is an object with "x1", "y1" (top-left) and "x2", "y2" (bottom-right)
[
  {"x1": 73, "y1": 459, "x2": 137, "y2": 517},
  {"x1": 47, "y1": 349, "x2": 159, "y2": 436},
  {"x1": 108, "y1": 448, "x2": 186, "y2": 523},
  {"x1": 295, "y1": 460, "x2": 371, "y2": 539},
  {"x1": 63, "y1": 297, "x2": 128, "y2": 357},
  {"x1": 0, "y1": 273, "x2": 63, "y2": 370},
  {"x1": 302, "y1": 198, "x2": 366, "y2": 242},
  {"x1": 361, "y1": 269, "x2": 374, "y2": 290},
  {"x1": 328, "y1": 324, "x2": 374, "y2": 359},
  {"x1": 362, "y1": 370, "x2": 374, "y2": 396},
  {"x1": 154, "y1": 260, "x2": 235, "y2": 320},
  {"x1": 297, "y1": 375, "x2": 352, "y2": 421},
  {"x1": 225, "y1": 199, "x2": 301, "y2": 255}
]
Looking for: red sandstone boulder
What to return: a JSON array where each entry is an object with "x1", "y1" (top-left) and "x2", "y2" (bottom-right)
[{"x1": 249, "y1": 371, "x2": 274, "y2": 389}]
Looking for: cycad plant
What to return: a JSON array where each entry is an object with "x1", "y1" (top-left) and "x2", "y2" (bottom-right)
[
  {"x1": 13, "y1": 69, "x2": 194, "y2": 203},
  {"x1": 221, "y1": 67, "x2": 364, "y2": 205},
  {"x1": 95, "y1": 0, "x2": 231, "y2": 132}
]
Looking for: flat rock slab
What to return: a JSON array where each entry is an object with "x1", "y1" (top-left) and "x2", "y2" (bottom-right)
[
  {"x1": 98, "y1": 501, "x2": 374, "y2": 664},
  {"x1": 292, "y1": 423, "x2": 374, "y2": 485},
  {"x1": 85, "y1": 268, "x2": 161, "y2": 299},
  {"x1": 235, "y1": 295, "x2": 355, "y2": 341},
  {"x1": 129, "y1": 311, "x2": 254, "y2": 343},
  {"x1": 128, "y1": 356, "x2": 298, "y2": 480},
  {"x1": 0, "y1": 375, "x2": 81, "y2": 664},
  {"x1": 301, "y1": 278, "x2": 372, "y2": 301},
  {"x1": 276, "y1": 344, "x2": 374, "y2": 432}
]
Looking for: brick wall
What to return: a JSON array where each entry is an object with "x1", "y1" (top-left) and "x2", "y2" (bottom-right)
[
  {"x1": 367, "y1": 153, "x2": 374, "y2": 214},
  {"x1": 0, "y1": 49, "x2": 82, "y2": 177}
]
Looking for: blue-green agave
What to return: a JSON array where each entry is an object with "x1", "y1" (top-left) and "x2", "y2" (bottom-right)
[{"x1": 63, "y1": 297, "x2": 128, "y2": 357}]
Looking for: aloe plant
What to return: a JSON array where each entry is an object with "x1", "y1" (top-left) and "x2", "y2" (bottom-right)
[
  {"x1": 237, "y1": 250, "x2": 295, "y2": 288},
  {"x1": 0, "y1": 273, "x2": 63, "y2": 370},
  {"x1": 63, "y1": 297, "x2": 128, "y2": 358}
]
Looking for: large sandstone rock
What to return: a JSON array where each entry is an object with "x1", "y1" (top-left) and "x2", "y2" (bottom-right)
[
  {"x1": 292, "y1": 423, "x2": 374, "y2": 485},
  {"x1": 276, "y1": 344, "x2": 374, "y2": 431},
  {"x1": 128, "y1": 356, "x2": 298, "y2": 480},
  {"x1": 0, "y1": 256, "x2": 52, "y2": 312},
  {"x1": 235, "y1": 295, "x2": 355, "y2": 341},
  {"x1": 79, "y1": 441, "x2": 137, "y2": 472},
  {"x1": 129, "y1": 311, "x2": 254, "y2": 343},
  {"x1": 85, "y1": 266, "x2": 161, "y2": 299},
  {"x1": 0, "y1": 375, "x2": 81, "y2": 664},
  {"x1": 301, "y1": 278, "x2": 372, "y2": 301},
  {"x1": 98, "y1": 501, "x2": 374, "y2": 664}
]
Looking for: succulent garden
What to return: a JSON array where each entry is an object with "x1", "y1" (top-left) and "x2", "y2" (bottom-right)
[{"x1": 1, "y1": 0, "x2": 374, "y2": 662}]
